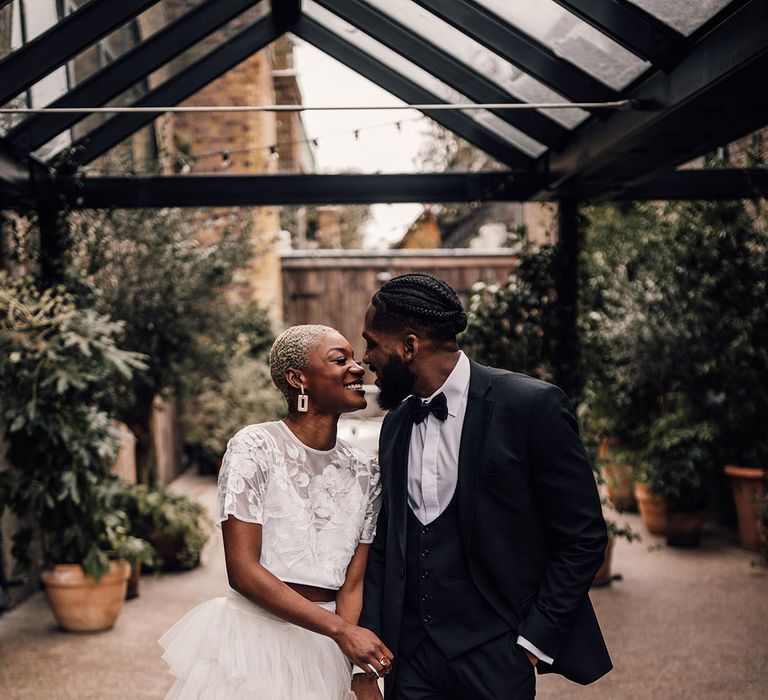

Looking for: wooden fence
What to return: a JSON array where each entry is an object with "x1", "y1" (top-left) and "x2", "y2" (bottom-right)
[{"x1": 281, "y1": 249, "x2": 517, "y2": 373}]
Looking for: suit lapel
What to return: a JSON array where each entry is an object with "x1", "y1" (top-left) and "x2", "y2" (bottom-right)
[{"x1": 457, "y1": 361, "x2": 494, "y2": 549}]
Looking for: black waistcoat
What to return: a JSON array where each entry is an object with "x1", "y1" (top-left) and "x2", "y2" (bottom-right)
[{"x1": 399, "y1": 495, "x2": 509, "y2": 659}]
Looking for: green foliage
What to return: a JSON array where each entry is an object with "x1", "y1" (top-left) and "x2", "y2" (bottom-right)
[
  {"x1": 0, "y1": 275, "x2": 149, "y2": 578},
  {"x1": 109, "y1": 482, "x2": 210, "y2": 571},
  {"x1": 63, "y1": 207, "x2": 274, "y2": 481},
  {"x1": 461, "y1": 234, "x2": 556, "y2": 381},
  {"x1": 183, "y1": 338, "x2": 283, "y2": 467},
  {"x1": 580, "y1": 194, "x2": 768, "y2": 506}
]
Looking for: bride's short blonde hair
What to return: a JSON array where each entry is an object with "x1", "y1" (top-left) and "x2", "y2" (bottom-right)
[{"x1": 268, "y1": 324, "x2": 337, "y2": 405}]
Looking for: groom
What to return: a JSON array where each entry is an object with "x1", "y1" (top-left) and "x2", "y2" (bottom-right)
[{"x1": 352, "y1": 273, "x2": 611, "y2": 699}]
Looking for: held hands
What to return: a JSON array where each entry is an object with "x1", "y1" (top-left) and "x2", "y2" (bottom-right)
[{"x1": 334, "y1": 621, "x2": 393, "y2": 678}]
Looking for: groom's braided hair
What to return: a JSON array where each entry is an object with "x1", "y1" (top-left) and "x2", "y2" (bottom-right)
[{"x1": 371, "y1": 272, "x2": 467, "y2": 342}]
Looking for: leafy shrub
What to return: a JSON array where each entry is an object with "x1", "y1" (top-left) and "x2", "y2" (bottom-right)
[
  {"x1": 183, "y1": 338, "x2": 283, "y2": 470},
  {"x1": 462, "y1": 235, "x2": 556, "y2": 381},
  {"x1": 0, "y1": 276, "x2": 147, "y2": 578},
  {"x1": 110, "y1": 483, "x2": 210, "y2": 571}
]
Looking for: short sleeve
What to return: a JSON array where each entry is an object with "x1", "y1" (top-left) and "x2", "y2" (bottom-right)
[
  {"x1": 216, "y1": 427, "x2": 270, "y2": 526},
  {"x1": 359, "y1": 455, "x2": 382, "y2": 544}
]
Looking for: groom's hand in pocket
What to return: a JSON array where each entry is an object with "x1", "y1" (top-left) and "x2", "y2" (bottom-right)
[{"x1": 352, "y1": 673, "x2": 383, "y2": 700}]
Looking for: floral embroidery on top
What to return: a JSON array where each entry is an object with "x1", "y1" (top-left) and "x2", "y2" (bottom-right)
[{"x1": 217, "y1": 421, "x2": 381, "y2": 590}]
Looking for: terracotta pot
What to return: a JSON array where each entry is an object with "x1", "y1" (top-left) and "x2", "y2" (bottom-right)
[
  {"x1": 724, "y1": 465, "x2": 766, "y2": 551},
  {"x1": 42, "y1": 561, "x2": 130, "y2": 632},
  {"x1": 592, "y1": 537, "x2": 615, "y2": 587},
  {"x1": 634, "y1": 482, "x2": 668, "y2": 535},
  {"x1": 125, "y1": 561, "x2": 141, "y2": 600},
  {"x1": 665, "y1": 509, "x2": 707, "y2": 547},
  {"x1": 598, "y1": 439, "x2": 637, "y2": 511}
]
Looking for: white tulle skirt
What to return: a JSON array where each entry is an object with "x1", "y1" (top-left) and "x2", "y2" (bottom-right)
[{"x1": 159, "y1": 588, "x2": 355, "y2": 699}]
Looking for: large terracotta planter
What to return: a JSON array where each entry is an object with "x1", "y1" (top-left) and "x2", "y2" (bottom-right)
[
  {"x1": 724, "y1": 465, "x2": 766, "y2": 551},
  {"x1": 598, "y1": 439, "x2": 637, "y2": 511},
  {"x1": 42, "y1": 561, "x2": 130, "y2": 632},
  {"x1": 592, "y1": 537, "x2": 615, "y2": 587},
  {"x1": 665, "y1": 509, "x2": 707, "y2": 548},
  {"x1": 634, "y1": 483, "x2": 668, "y2": 535},
  {"x1": 126, "y1": 561, "x2": 141, "y2": 600}
]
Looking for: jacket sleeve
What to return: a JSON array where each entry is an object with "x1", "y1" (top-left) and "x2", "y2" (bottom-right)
[
  {"x1": 516, "y1": 384, "x2": 608, "y2": 660},
  {"x1": 358, "y1": 497, "x2": 387, "y2": 638}
]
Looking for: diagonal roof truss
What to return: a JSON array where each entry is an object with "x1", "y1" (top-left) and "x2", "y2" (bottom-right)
[{"x1": 0, "y1": 0, "x2": 767, "y2": 209}]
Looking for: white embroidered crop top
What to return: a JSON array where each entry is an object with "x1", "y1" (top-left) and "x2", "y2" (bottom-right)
[{"x1": 216, "y1": 421, "x2": 382, "y2": 590}]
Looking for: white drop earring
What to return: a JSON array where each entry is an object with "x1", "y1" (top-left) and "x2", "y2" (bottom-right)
[{"x1": 297, "y1": 384, "x2": 309, "y2": 413}]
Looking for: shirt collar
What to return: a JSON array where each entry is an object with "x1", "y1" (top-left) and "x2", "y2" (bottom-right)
[{"x1": 425, "y1": 351, "x2": 470, "y2": 417}]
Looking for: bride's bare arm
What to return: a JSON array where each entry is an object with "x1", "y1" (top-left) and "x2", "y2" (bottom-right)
[
  {"x1": 222, "y1": 516, "x2": 392, "y2": 674},
  {"x1": 335, "y1": 543, "x2": 370, "y2": 625}
]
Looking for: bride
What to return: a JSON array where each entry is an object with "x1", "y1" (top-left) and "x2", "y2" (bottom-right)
[{"x1": 159, "y1": 325, "x2": 392, "y2": 699}]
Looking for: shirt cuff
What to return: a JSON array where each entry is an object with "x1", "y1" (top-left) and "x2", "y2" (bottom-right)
[
  {"x1": 516, "y1": 634, "x2": 554, "y2": 665},
  {"x1": 352, "y1": 664, "x2": 371, "y2": 676}
]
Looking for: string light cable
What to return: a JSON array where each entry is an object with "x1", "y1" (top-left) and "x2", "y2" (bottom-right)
[
  {"x1": 80, "y1": 115, "x2": 428, "y2": 176},
  {"x1": 0, "y1": 99, "x2": 639, "y2": 115}
]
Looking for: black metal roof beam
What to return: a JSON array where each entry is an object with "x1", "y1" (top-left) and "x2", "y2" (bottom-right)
[
  {"x1": 314, "y1": 0, "x2": 570, "y2": 150},
  {"x1": 42, "y1": 172, "x2": 540, "y2": 208},
  {"x1": 584, "y1": 168, "x2": 768, "y2": 201},
  {"x1": 0, "y1": 139, "x2": 32, "y2": 204},
  {"x1": 8, "y1": 0, "x2": 265, "y2": 153},
  {"x1": 411, "y1": 0, "x2": 615, "y2": 103},
  {"x1": 271, "y1": 0, "x2": 302, "y2": 31},
  {"x1": 539, "y1": 0, "x2": 768, "y2": 200},
  {"x1": 0, "y1": 0, "x2": 161, "y2": 107},
  {"x1": 552, "y1": 0, "x2": 684, "y2": 68},
  {"x1": 294, "y1": 16, "x2": 536, "y2": 170},
  {"x1": 63, "y1": 14, "x2": 283, "y2": 167}
]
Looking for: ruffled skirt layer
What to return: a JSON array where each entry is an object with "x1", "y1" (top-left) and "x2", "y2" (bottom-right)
[{"x1": 159, "y1": 588, "x2": 355, "y2": 699}]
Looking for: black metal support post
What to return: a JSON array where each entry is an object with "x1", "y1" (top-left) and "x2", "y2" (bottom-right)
[
  {"x1": 552, "y1": 199, "x2": 582, "y2": 402},
  {"x1": 37, "y1": 204, "x2": 69, "y2": 288}
]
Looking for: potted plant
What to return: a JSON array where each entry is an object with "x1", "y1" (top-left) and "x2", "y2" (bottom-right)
[
  {"x1": 636, "y1": 411, "x2": 715, "y2": 547},
  {"x1": 0, "y1": 277, "x2": 147, "y2": 630},
  {"x1": 111, "y1": 483, "x2": 210, "y2": 572},
  {"x1": 723, "y1": 465, "x2": 766, "y2": 551}
]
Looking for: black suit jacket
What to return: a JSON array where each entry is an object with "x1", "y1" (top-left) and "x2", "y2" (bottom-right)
[{"x1": 359, "y1": 360, "x2": 612, "y2": 689}]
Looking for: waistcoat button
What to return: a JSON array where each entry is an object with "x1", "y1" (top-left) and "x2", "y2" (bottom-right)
[
  {"x1": 421, "y1": 526, "x2": 430, "y2": 535},
  {"x1": 421, "y1": 569, "x2": 431, "y2": 580},
  {"x1": 420, "y1": 547, "x2": 430, "y2": 558},
  {"x1": 423, "y1": 614, "x2": 433, "y2": 624}
]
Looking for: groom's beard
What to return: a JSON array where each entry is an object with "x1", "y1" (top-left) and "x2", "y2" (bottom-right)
[{"x1": 376, "y1": 353, "x2": 416, "y2": 410}]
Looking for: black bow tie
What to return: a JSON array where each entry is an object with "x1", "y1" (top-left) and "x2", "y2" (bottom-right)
[{"x1": 407, "y1": 392, "x2": 449, "y2": 424}]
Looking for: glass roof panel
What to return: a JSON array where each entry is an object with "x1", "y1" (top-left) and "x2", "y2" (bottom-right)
[
  {"x1": 627, "y1": 0, "x2": 733, "y2": 36},
  {"x1": 475, "y1": 0, "x2": 651, "y2": 90},
  {"x1": 360, "y1": 0, "x2": 588, "y2": 129},
  {"x1": 305, "y1": 1, "x2": 546, "y2": 157}
]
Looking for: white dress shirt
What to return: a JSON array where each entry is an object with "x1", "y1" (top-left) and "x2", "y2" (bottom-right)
[{"x1": 406, "y1": 351, "x2": 554, "y2": 666}]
